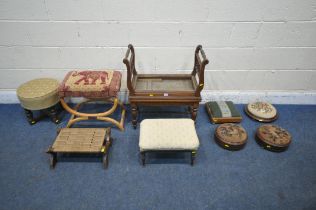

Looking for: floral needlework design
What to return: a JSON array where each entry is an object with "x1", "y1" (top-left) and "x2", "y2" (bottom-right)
[
  {"x1": 58, "y1": 70, "x2": 121, "y2": 98},
  {"x1": 72, "y1": 71, "x2": 110, "y2": 85},
  {"x1": 218, "y1": 124, "x2": 247, "y2": 143},
  {"x1": 251, "y1": 102, "x2": 273, "y2": 114},
  {"x1": 260, "y1": 125, "x2": 291, "y2": 145}
]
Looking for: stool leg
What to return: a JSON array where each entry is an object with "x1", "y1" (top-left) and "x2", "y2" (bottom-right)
[
  {"x1": 141, "y1": 152, "x2": 146, "y2": 166},
  {"x1": 131, "y1": 103, "x2": 138, "y2": 129},
  {"x1": 103, "y1": 154, "x2": 109, "y2": 169},
  {"x1": 24, "y1": 109, "x2": 36, "y2": 125},
  {"x1": 48, "y1": 105, "x2": 60, "y2": 124},
  {"x1": 102, "y1": 129, "x2": 111, "y2": 169},
  {"x1": 191, "y1": 151, "x2": 196, "y2": 166},
  {"x1": 190, "y1": 103, "x2": 199, "y2": 122},
  {"x1": 50, "y1": 153, "x2": 57, "y2": 169},
  {"x1": 188, "y1": 106, "x2": 192, "y2": 114},
  {"x1": 57, "y1": 102, "x2": 64, "y2": 111}
]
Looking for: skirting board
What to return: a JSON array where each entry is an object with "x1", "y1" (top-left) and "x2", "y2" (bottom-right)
[{"x1": 1, "y1": 89, "x2": 316, "y2": 105}]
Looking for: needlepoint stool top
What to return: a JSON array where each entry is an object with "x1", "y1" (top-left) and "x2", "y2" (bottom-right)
[
  {"x1": 256, "y1": 125, "x2": 291, "y2": 148},
  {"x1": 17, "y1": 78, "x2": 59, "y2": 110},
  {"x1": 59, "y1": 70, "x2": 122, "y2": 98},
  {"x1": 139, "y1": 119, "x2": 200, "y2": 151},
  {"x1": 246, "y1": 102, "x2": 277, "y2": 120}
]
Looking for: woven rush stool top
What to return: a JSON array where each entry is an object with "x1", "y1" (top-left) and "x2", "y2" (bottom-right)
[
  {"x1": 51, "y1": 128, "x2": 107, "y2": 153},
  {"x1": 139, "y1": 119, "x2": 199, "y2": 151},
  {"x1": 59, "y1": 70, "x2": 122, "y2": 98},
  {"x1": 17, "y1": 78, "x2": 59, "y2": 110}
]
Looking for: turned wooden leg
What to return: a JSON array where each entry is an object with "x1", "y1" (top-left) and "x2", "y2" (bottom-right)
[
  {"x1": 48, "y1": 105, "x2": 60, "y2": 124},
  {"x1": 191, "y1": 151, "x2": 196, "y2": 166},
  {"x1": 57, "y1": 102, "x2": 64, "y2": 111},
  {"x1": 141, "y1": 152, "x2": 146, "y2": 166},
  {"x1": 190, "y1": 104, "x2": 199, "y2": 122},
  {"x1": 131, "y1": 104, "x2": 138, "y2": 129},
  {"x1": 24, "y1": 109, "x2": 36, "y2": 125},
  {"x1": 188, "y1": 106, "x2": 192, "y2": 115},
  {"x1": 102, "y1": 129, "x2": 111, "y2": 169}
]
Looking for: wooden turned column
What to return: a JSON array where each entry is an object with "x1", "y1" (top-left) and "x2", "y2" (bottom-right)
[
  {"x1": 48, "y1": 105, "x2": 60, "y2": 124},
  {"x1": 190, "y1": 103, "x2": 199, "y2": 122},
  {"x1": 24, "y1": 109, "x2": 36, "y2": 125},
  {"x1": 131, "y1": 103, "x2": 138, "y2": 129},
  {"x1": 141, "y1": 152, "x2": 146, "y2": 166},
  {"x1": 191, "y1": 151, "x2": 196, "y2": 166}
]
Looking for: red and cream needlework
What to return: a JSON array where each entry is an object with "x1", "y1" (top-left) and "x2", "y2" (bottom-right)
[{"x1": 59, "y1": 70, "x2": 122, "y2": 98}]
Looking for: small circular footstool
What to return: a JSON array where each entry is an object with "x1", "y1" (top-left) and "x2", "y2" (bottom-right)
[
  {"x1": 245, "y1": 102, "x2": 278, "y2": 122},
  {"x1": 256, "y1": 125, "x2": 291, "y2": 152},
  {"x1": 17, "y1": 78, "x2": 61, "y2": 125},
  {"x1": 215, "y1": 123, "x2": 248, "y2": 150},
  {"x1": 139, "y1": 119, "x2": 200, "y2": 166}
]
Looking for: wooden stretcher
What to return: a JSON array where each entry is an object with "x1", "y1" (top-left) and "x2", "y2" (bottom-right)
[{"x1": 60, "y1": 98, "x2": 125, "y2": 131}]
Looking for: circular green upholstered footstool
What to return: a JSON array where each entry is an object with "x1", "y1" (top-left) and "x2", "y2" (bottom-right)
[{"x1": 17, "y1": 78, "x2": 62, "y2": 125}]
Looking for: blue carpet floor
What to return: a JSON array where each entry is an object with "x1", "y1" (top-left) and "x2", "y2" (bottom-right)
[{"x1": 0, "y1": 104, "x2": 316, "y2": 210}]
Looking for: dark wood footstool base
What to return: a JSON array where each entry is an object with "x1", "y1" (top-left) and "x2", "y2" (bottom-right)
[
  {"x1": 24, "y1": 109, "x2": 37, "y2": 125},
  {"x1": 255, "y1": 136, "x2": 289, "y2": 152},
  {"x1": 140, "y1": 150, "x2": 197, "y2": 166},
  {"x1": 47, "y1": 104, "x2": 61, "y2": 124},
  {"x1": 255, "y1": 125, "x2": 291, "y2": 152},
  {"x1": 214, "y1": 136, "x2": 247, "y2": 151},
  {"x1": 24, "y1": 103, "x2": 62, "y2": 125},
  {"x1": 47, "y1": 128, "x2": 112, "y2": 169}
]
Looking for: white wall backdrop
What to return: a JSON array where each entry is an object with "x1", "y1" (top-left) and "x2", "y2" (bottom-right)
[{"x1": 0, "y1": 0, "x2": 316, "y2": 103}]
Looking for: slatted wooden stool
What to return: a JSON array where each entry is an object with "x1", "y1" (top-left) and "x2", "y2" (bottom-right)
[
  {"x1": 139, "y1": 119, "x2": 200, "y2": 166},
  {"x1": 59, "y1": 70, "x2": 126, "y2": 130},
  {"x1": 47, "y1": 128, "x2": 112, "y2": 169}
]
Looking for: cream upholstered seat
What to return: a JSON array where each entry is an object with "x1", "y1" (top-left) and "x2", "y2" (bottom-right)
[{"x1": 139, "y1": 119, "x2": 199, "y2": 151}]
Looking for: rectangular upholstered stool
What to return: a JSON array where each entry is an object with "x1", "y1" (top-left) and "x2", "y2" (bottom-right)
[
  {"x1": 47, "y1": 128, "x2": 112, "y2": 169},
  {"x1": 139, "y1": 119, "x2": 199, "y2": 166}
]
